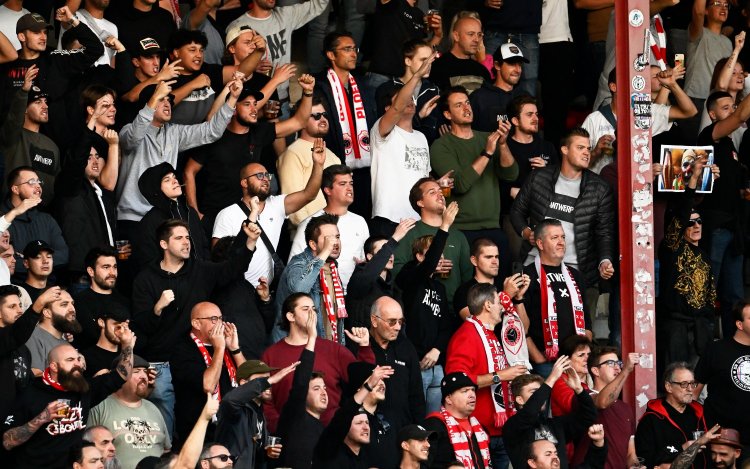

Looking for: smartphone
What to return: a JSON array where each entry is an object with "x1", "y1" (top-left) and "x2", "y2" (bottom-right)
[
  {"x1": 674, "y1": 53, "x2": 684, "y2": 69},
  {"x1": 512, "y1": 261, "x2": 523, "y2": 277}
]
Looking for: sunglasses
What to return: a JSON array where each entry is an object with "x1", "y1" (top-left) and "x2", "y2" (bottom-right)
[
  {"x1": 373, "y1": 315, "x2": 404, "y2": 327},
  {"x1": 245, "y1": 172, "x2": 273, "y2": 181},
  {"x1": 203, "y1": 454, "x2": 235, "y2": 463},
  {"x1": 686, "y1": 218, "x2": 703, "y2": 227},
  {"x1": 310, "y1": 111, "x2": 328, "y2": 121}
]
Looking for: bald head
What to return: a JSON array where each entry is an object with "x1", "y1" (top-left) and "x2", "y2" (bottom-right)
[
  {"x1": 191, "y1": 301, "x2": 221, "y2": 320},
  {"x1": 190, "y1": 302, "x2": 222, "y2": 340},
  {"x1": 49, "y1": 343, "x2": 77, "y2": 364},
  {"x1": 240, "y1": 162, "x2": 266, "y2": 179},
  {"x1": 370, "y1": 296, "x2": 403, "y2": 344}
]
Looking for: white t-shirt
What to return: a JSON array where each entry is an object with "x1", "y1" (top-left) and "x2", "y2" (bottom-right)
[
  {"x1": 539, "y1": 0, "x2": 573, "y2": 44},
  {"x1": 370, "y1": 118, "x2": 430, "y2": 222},
  {"x1": 289, "y1": 210, "x2": 369, "y2": 292},
  {"x1": 212, "y1": 195, "x2": 288, "y2": 286},
  {"x1": 0, "y1": 6, "x2": 29, "y2": 51},
  {"x1": 58, "y1": 10, "x2": 118, "y2": 67}
]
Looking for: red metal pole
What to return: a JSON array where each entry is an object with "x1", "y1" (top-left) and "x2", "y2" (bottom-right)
[{"x1": 615, "y1": 0, "x2": 657, "y2": 419}]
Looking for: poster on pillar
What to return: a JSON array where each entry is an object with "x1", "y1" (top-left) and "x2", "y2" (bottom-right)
[{"x1": 657, "y1": 145, "x2": 715, "y2": 193}]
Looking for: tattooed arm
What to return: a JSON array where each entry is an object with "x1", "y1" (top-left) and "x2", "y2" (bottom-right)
[
  {"x1": 669, "y1": 424, "x2": 721, "y2": 469},
  {"x1": 593, "y1": 353, "x2": 639, "y2": 409},
  {"x1": 2, "y1": 401, "x2": 66, "y2": 450},
  {"x1": 114, "y1": 323, "x2": 136, "y2": 381}
]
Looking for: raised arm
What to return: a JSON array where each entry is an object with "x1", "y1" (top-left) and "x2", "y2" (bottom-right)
[
  {"x1": 594, "y1": 353, "x2": 639, "y2": 409},
  {"x1": 3, "y1": 401, "x2": 68, "y2": 450},
  {"x1": 275, "y1": 74, "x2": 315, "y2": 138},
  {"x1": 689, "y1": 0, "x2": 706, "y2": 42},
  {"x1": 98, "y1": 129, "x2": 120, "y2": 191},
  {"x1": 171, "y1": 395, "x2": 220, "y2": 469},
  {"x1": 186, "y1": 0, "x2": 221, "y2": 31},
  {"x1": 283, "y1": 136, "x2": 325, "y2": 215},
  {"x1": 657, "y1": 68, "x2": 698, "y2": 120},
  {"x1": 716, "y1": 32, "x2": 745, "y2": 92},
  {"x1": 378, "y1": 51, "x2": 437, "y2": 137},
  {"x1": 0, "y1": 30, "x2": 17, "y2": 64}
]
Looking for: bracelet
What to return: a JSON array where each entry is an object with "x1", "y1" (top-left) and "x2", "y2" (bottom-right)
[
  {"x1": 230, "y1": 348, "x2": 241, "y2": 355},
  {"x1": 303, "y1": 92, "x2": 313, "y2": 97},
  {"x1": 363, "y1": 381, "x2": 373, "y2": 392},
  {"x1": 512, "y1": 298, "x2": 524, "y2": 305},
  {"x1": 480, "y1": 150, "x2": 492, "y2": 159}
]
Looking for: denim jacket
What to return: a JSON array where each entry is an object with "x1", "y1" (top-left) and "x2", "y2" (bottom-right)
[{"x1": 271, "y1": 248, "x2": 326, "y2": 342}]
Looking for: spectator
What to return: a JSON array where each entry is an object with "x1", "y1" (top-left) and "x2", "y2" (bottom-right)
[
  {"x1": 71, "y1": 247, "x2": 131, "y2": 350},
  {"x1": 521, "y1": 219, "x2": 592, "y2": 377},
  {"x1": 20, "y1": 240, "x2": 54, "y2": 303},
  {"x1": 695, "y1": 300, "x2": 750, "y2": 454},
  {"x1": 197, "y1": 443, "x2": 236, "y2": 469},
  {"x1": 550, "y1": 335, "x2": 593, "y2": 417},
  {"x1": 392, "y1": 177, "x2": 473, "y2": 310},
  {"x1": 374, "y1": 39, "x2": 441, "y2": 145},
  {"x1": 526, "y1": 428, "x2": 608, "y2": 469},
  {"x1": 170, "y1": 302, "x2": 246, "y2": 444},
  {"x1": 276, "y1": 97, "x2": 341, "y2": 225},
  {"x1": 289, "y1": 164, "x2": 369, "y2": 292},
  {"x1": 0, "y1": 66, "x2": 59, "y2": 204},
  {"x1": 226, "y1": 0, "x2": 329, "y2": 109},
  {"x1": 212, "y1": 144, "x2": 323, "y2": 290},
  {"x1": 429, "y1": 13, "x2": 491, "y2": 93},
  {"x1": 182, "y1": 0, "x2": 224, "y2": 66},
  {"x1": 2, "y1": 166, "x2": 69, "y2": 277},
  {"x1": 395, "y1": 202, "x2": 459, "y2": 413},
  {"x1": 469, "y1": 42, "x2": 528, "y2": 132},
  {"x1": 0, "y1": 0, "x2": 29, "y2": 51},
  {"x1": 82, "y1": 425, "x2": 120, "y2": 469},
  {"x1": 133, "y1": 162, "x2": 209, "y2": 270},
  {"x1": 502, "y1": 356, "x2": 598, "y2": 469},
  {"x1": 80, "y1": 303, "x2": 129, "y2": 380},
  {"x1": 511, "y1": 127, "x2": 615, "y2": 318},
  {"x1": 0, "y1": 197, "x2": 39, "y2": 284},
  {"x1": 430, "y1": 85, "x2": 519, "y2": 278},
  {"x1": 445, "y1": 282, "x2": 530, "y2": 469},
  {"x1": 2, "y1": 332, "x2": 134, "y2": 469},
  {"x1": 184, "y1": 74, "x2": 316, "y2": 230},
  {"x1": 25, "y1": 288, "x2": 78, "y2": 376},
  {"x1": 709, "y1": 428, "x2": 743, "y2": 469},
  {"x1": 104, "y1": 0, "x2": 176, "y2": 57},
  {"x1": 423, "y1": 372, "x2": 492, "y2": 469},
  {"x1": 214, "y1": 359, "x2": 298, "y2": 468},
  {"x1": 130, "y1": 218, "x2": 260, "y2": 440},
  {"x1": 346, "y1": 220, "x2": 416, "y2": 329},
  {"x1": 69, "y1": 442, "x2": 106, "y2": 469},
  {"x1": 369, "y1": 51, "x2": 437, "y2": 237},
  {"x1": 398, "y1": 424, "x2": 436, "y2": 469},
  {"x1": 635, "y1": 362, "x2": 708, "y2": 469},
  {"x1": 60, "y1": 0, "x2": 120, "y2": 68},
  {"x1": 88, "y1": 355, "x2": 171, "y2": 467},
  {"x1": 668, "y1": 425, "x2": 724, "y2": 469},
  {"x1": 314, "y1": 31, "x2": 376, "y2": 217},
  {"x1": 0, "y1": 285, "x2": 39, "y2": 419},
  {"x1": 454, "y1": 238, "x2": 502, "y2": 320},
  {"x1": 115, "y1": 77, "x2": 240, "y2": 236}
]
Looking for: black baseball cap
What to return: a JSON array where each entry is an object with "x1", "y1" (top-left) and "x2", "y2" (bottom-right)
[
  {"x1": 441, "y1": 372, "x2": 477, "y2": 398},
  {"x1": 398, "y1": 424, "x2": 437, "y2": 443},
  {"x1": 94, "y1": 302, "x2": 130, "y2": 323},
  {"x1": 27, "y1": 85, "x2": 48, "y2": 106},
  {"x1": 238, "y1": 83, "x2": 264, "y2": 102},
  {"x1": 16, "y1": 13, "x2": 52, "y2": 34},
  {"x1": 134, "y1": 37, "x2": 164, "y2": 57},
  {"x1": 23, "y1": 240, "x2": 54, "y2": 259}
]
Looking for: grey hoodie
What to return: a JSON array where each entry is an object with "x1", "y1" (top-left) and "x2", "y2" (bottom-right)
[{"x1": 116, "y1": 103, "x2": 233, "y2": 222}]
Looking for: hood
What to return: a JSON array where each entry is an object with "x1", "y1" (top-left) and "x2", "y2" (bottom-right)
[{"x1": 138, "y1": 162, "x2": 177, "y2": 211}]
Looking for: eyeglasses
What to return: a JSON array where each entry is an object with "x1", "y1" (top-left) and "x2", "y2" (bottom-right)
[
  {"x1": 373, "y1": 315, "x2": 404, "y2": 327},
  {"x1": 195, "y1": 315, "x2": 223, "y2": 324},
  {"x1": 245, "y1": 172, "x2": 273, "y2": 181},
  {"x1": 596, "y1": 359, "x2": 623, "y2": 368},
  {"x1": 669, "y1": 380, "x2": 698, "y2": 390},
  {"x1": 310, "y1": 111, "x2": 329, "y2": 121},
  {"x1": 203, "y1": 454, "x2": 235, "y2": 463},
  {"x1": 337, "y1": 46, "x2": 359, "y2": 53},
  {"x1": 15, "y1": 178, "x2": 44, "y2": 187},
  {"x1": 686, "y1": 218, "x2": 703, "y2": 227},
  {"x1": 709, "y1": 1, "x2": 729, "y2": 8}
]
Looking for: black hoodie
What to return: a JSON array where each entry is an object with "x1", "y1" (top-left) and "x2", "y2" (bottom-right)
[{"x1": 133, "y1": 162, "x2": 210, "y2": 270}]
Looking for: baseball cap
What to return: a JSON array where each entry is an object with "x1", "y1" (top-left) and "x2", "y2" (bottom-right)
[
  {"x1": 27, "y1": 85, "x2": 48, "y2": 106},
  {"x1": 398, "y1": 424, "x2": 437, "y2": 443},
  {"x1": 711, "y1": 428, "x2": 742, "y2": 448},
  {"x1": 111, "y1": 354, "x2": 150, "y2": 370},
  {"x1": 441, "y1": 372, "x2": 477, "y2": 398},
  {"x1": 16, "y1": 13, "x2": 52, "y2": 34},
  {"x1": 95, "y1": 302, "x2": 130, "y2": 323},
  {"x1": 493, "y1": 42, "x2": 530, "y2": 64},
  {"x1": 23, "y1": 240, "x2": 54, "y2": 259},
  {"x1": 347, "y1": 361, "x2": 376, "y2": 396},
  {"x1": 237, "y1": 360, "x2": 279, "y2": 380},
  {"x1": 225, "y1": 25, "x2": 255, "y2": 49},
  {"x1": 134, "y1": 37, "x2": 163, "y2": 57},
  {"x1": 238, "y1": 83, "x2": 264, "y2": 102}
]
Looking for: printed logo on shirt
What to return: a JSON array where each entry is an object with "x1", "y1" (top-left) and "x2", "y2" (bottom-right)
[
  {"x1": 265, "y1": 29, "x2": 288, "y2": 61},
  {"x1": 730, "y1": 355, "x2": 750, "y2": 391},
  {"x1": 182, "y1": 86, "x2": 215, "y2": 102},
  {"x1": 4, "y1": 415, "x2": 13, "y2": 425},
  {"x1": 404, "y1": 145, "x2": 429, "y2": 172},
  {"x1": 112, "y1": 417, "x2": 164, "y2": 449},
  {"x1": 421, "y1": 289, "x2": 443, "y2": 317},
  {"x1": 546, "y1": 193, "x2": 577, "y2": 224},
  {"x1": 46, "y1": 403, "x2": 85, "y2": 436},
  {"x1": 29, "y1": 144, "x2": 56, "y2": 174},
  {"x1": 667, "y1": 446, "x2": 679, "y2": 453},
  {"x1": 394, "y1": 360, "x2": 406, "y2": 367}
]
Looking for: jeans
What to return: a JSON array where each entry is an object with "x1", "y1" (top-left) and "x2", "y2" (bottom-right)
[
  {"x1": 484, "y1": 31, "x2": 539, "y2": 97},
  {"x1": 709, "y1": 228, "x2": 744, "y2": 337},
  {"x1": 421, "y1": 364, "x2": 444, "y2": 415},
  {"x1": 363, "y1": 71, "x2": 390, "y2": 115},
  {"x1": 532, "y1": 361, "x2": 554, "y2": 379},
  {"x1": 491, "y1": 435, "x2": 510, "y2": 469},
  {"x1": 307, "y1": 1, "x2": 366, "y2": 74},
  {"x1": 147, "y1": 362, "x2": 175, "y2": 441}
]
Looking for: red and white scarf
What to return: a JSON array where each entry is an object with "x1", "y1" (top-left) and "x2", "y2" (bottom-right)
[
  {"x1": 190, "y1": 332, "x2": 238, "y2": 400},
  {"x1": 535, "y1": 257, "x2": 586, "y2": 361},
  {"x1": 466, "y1": 316, "x2": 515, "y2": 428},
  {"x1": 498, "y1": 292, "x2": 531, "y2": 370},
  {"x1": 43, "y1": 368, "x2": 66, "y2": 391},
  {"x1": 320, "y1": 262, "x2": 348, "y2": 343},
  {"x1": 326, "y1": 68, "x2": 371, "y2": 169},
  {"x1": 648, "y1": 15, "x2": 667, "y2": 71},
  {"x1": 434, "y1": 407, "x2": 491, "y2": 469}
]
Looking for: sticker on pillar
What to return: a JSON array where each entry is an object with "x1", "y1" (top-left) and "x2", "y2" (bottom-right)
[
  {"x1": 629, "y1": 9, "x2": 644, "y2": 27},
  {"x1": 631, "y1": 93, "x2": 652, "y2": 130},
  {"x1": 634, "y1": 54, "x2": 647, "y2": 72},
  {"x1": 632, "y1": 75, "x2": 646, "y2": 91}
]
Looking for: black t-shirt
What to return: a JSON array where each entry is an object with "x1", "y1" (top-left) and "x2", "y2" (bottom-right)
[
  {"x1": 695, "y1": 337, "x2": 750, "y2": 446},
  {"x1": 453, "y1": 277, "x2": 504, "y2": 317},
  {"x1": 503, "y1": 136, "x2": 559, "y2": 214},
  {"x1": 71, "y1": 289, "x2": 132, "y2": 351},
  {"x1": 171, "y1": 63, "x2": 224, "y2": 125},
  {"x1": 22, "y1": 283, "x2": 45, "y2": 305},
  {"x1": 469, "y1": 83, "x2": 526, "y2": 132},
  {"x1": 81, "y1": 345, "x2": 119, "y2": 379},
  {"x1": 697, "y1": 123, "x2": 744, "y2": 229},
  {"x1": 368, "y1": 0, "x2": 426, "y2": 76},
  {"x1": 191, "y1": 122, "x2": 277, "y2": 215},
  {"x1": 429, "y1": 52, "x2": 491, "y2": 94},
  {"x1": 105, "y1": 4, "x2": 177, "y2": 57}
]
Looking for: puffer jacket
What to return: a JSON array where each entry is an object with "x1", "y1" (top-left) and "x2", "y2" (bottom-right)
[
  {"x1": 132, "y1": 162, "x2": 209, "y2": 269},
  {"x1": 510, "y1": 166, "x2": 615, "y2": 287}
]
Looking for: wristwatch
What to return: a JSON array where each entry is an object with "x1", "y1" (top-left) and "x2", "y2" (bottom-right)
[
  {"x1": 492, "y1": 372, "x2": 500, "y2": 385},
  {"x1": 480, "y1": 150, "x2": 492, "y2": 159}
]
